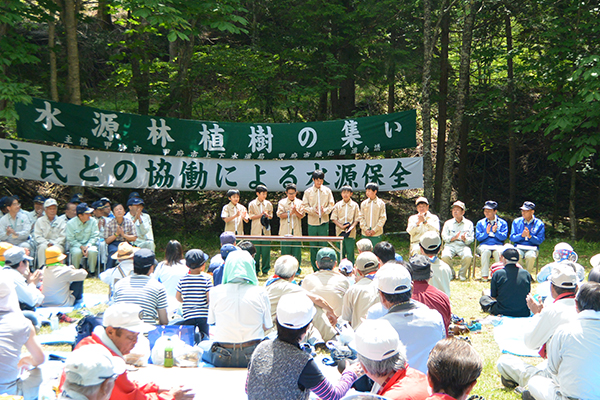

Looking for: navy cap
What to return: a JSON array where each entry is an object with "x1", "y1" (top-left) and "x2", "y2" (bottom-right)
[
  {"x1": 502, "y1": 246, "x2": 520, "y2": 262},
  {"x1": 520, "y1": 201, "x2": 536, "y2": 211},
  {"x1": 128, "y1": 192, "x2": 141, "y2": 199},
  {"x1": 33, "y1": 195, "x2": 46, "y2": 203},
  {"x1": 0, "y1": 197, "x2": 7, "y2": 207},
  {"x1": 76, "y1": 202, "x2": 94, "y2": 215},
  {"x1": 133, "y1": 248, "x2": 158, "y2": 269},
  {"x1": 220, "y1": 244, "x2": 237, "y2": 261},
  {"x1": 91, "y1": 200, "x2": 103, "y2": 209},
  {"x1": 483, "y1": 200, "x2": 498, "y2": 210},
  {"x1": 70, "y1": 193, "x2": 84, "y2": 204},
  {"x1": 220, "y1": 231, "x2": 236, "y2": 245},
  {"x1": 127, "y1": 197, "x2": 144, "y2": 206},
  {"x1": 185, "y1": 249, "x2": 209, "y2": 269}
]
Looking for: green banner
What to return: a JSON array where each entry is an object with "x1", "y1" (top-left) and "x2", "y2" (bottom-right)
[{"x1": 16, "y1": 98, "x2": 416, "y2": 160}]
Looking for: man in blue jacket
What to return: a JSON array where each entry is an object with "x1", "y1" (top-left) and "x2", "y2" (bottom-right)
[
  {"x1": 510, "y1": 201, "x2": 545, "y2": 276},
  {"x1": 475, "y1": 201, "x2": 508, "y2": 280}
]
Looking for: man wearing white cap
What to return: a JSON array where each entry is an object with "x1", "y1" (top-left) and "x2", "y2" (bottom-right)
[
  {"x1": 497, "y1": 264, "x2": 578, "y2": 389},
  {"x1": 70, "y1": 303, "x2": 193, "y2": 400},
  {"x1": 354, "y1": 319, "x2": 430, "y2": 399},
  {"x1": 2, "y1": 246, "x2": 44, "y2": 311},
  {"x1": 33, "y1": 197, "x2": 67, "y2": 268},
  {"x1": 440, "y1": 201, "x2": 473, "y2": 281},
  {"x1": 524, "y1": 282, "x2": 600, "y2": 400},
  {"x1": 406, "y1": 197, "x2": 440, "y2": 256},
  {"x1": 246, "y1": 292, "x2": 363, "y2": 400},
  {"x1": 419, "y1": 232, "x2": 452, "y2": 296},
  {"x1": 341, "y1": 251, "x2": 381, "y2": 329},
  {"x1": 60, "y1": 344, "x2": 125, "y2": 400},
  {"x1": 373, "y1": 263, "x2": 445, "y2": 373},
  {"x1": 0, "y1": 276, "x2": 45, "y2": 400}
]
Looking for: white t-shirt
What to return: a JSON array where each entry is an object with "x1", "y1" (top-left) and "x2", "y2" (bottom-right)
[
  {"x1": 152, "y1": 260, "x2": 189, "y2": 298},
  {"x1": 208, "y1": 282, "x2": 272, "y2": 343}
]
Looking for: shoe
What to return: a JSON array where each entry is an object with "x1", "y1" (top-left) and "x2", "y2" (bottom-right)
[
  {"x1": 501, "y1": 375, "x2": 518, "y2": 389},
  {"x1": 57, "y1": 312, "x2": 75, "y2": 323},
  {"x1": 521, "y1": 390, "x2": 535, "y2": 400}
]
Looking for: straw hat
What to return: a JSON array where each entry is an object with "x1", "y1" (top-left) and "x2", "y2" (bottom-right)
[{"x1": 111, "y1": 242, "x2": 139, "y2": 260}]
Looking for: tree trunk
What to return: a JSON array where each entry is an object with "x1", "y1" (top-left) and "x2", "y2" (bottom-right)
[
  {"x1": 387, "y1": 62, "x2": 395, "y2": 113},
  {"x1": 421, "y1": 0, "x2": 434, "y2": 201},
  {"x1": 96, "y1": 0, "x2": 112, "y2": 29},
  {"x1": 569, "y1": 166, "x2": 577, "y2": 241},
  {"x1": 131, "y1": 49, "x2": 150, "y2": 115},
  {"x1": 63, "y1": 0, "x2": 81, "y2": 104},
  {"x1": 457, "y1": 107, "x2": 470, "y2": 198},
  {"x1": 434, "y1": 2, "x2": 450, "y2": 211},
  {"x1": 49, "y1": 14, "x2": 59, "y2": 102},
  {"x1": 440, "y1": 0, "x2": 479, "y2": 220},
  {"x1": 317, "y1": 92, "x2": 328, "y2": 120},
  {"x1": 506, "y1": 12, "x2": 516, "y2": 209}
]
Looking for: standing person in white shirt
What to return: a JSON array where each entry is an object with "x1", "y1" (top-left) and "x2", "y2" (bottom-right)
[
  {"x1": 277, "y1": 184, "x2": 305, "y2": 265},
  {"x1": 302, "y1": 170, "x2": 335, "y2": 271},
  {"x1": 441, "y1": 201, "x2": 474, "y2": 281},
  {"x1": 125, "y1": 197, "x2": 155, "y2": 251},
  {"x1": 406, "y1": 197, "x2": 439, "y2": 256},
  {"x1": 34, "y1": 198, "x2": 66, "y2": 268},
  {"x1": 331, "y1": 185, "x2": 360, "y2": 263},
  {"x1": 0, "y1": 197, "x2": 33, "y2": 252},
  {"x1": 359, "y1": 182, "x2": 387, "y2": 247},
  {"x1": 248, "y1": 185, "x2": 274, "y2": 276}
]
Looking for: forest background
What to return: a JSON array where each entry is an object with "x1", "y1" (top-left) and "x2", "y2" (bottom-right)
[{"x1": 0, "y1": 0, "x2": 599, "y2": 242}]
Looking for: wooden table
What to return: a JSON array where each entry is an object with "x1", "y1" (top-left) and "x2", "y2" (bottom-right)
[{"x1": 235, "y1": 235, "x2": 344, "y2": 254}]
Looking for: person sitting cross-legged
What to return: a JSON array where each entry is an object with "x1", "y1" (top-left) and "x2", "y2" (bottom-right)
[
  {"x1": 66, "y1": 303, "x2": 194, "y2": 400},
  {"x1": 246, "y1": 292, "x2": 364, "y2": 400},
  {"x1": 354, "y1": 319, "x2": 430, "y2": 400},
  {"x1": 42, "y1": 246, "x2": 87, "y2": 307}
]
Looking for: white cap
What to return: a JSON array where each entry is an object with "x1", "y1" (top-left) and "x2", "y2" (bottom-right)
[
  {"x1": 44, "y1": 198, "x2": 58, "y2": 208},
  {"x1": 276, "y1": 293, "x2": 316, "y2": 329},
  {"x1": 419, "y1": 231, "x2": 441, "y2": 251},
  {"x1": 354, "y1": 319, "x2": 405, "y2": 361},
  {"x1": 102, "y1": 303, "x2": 154, "y2": 333},
  {"x1": 591, "y1": 254, "x2": 600, "y2": 269},
  {"x1": 551, "y1": 264, "x2": 578, "y2": 289},
  {"x1": 375, "y1": 263, "x2": 412, "y2": 294},
  {"x1": 64, "y1": 344, "x2": 126, "y2": 386}
]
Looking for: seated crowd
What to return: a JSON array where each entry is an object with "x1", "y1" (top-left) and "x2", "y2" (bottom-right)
[{"x1": 0, "y1": 190, "x2": 599, "y2": 400}]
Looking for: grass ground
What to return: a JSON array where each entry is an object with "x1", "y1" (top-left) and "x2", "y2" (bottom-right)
[{"x1": 42, "y1": 235, "x2": 597, "y2": 399}]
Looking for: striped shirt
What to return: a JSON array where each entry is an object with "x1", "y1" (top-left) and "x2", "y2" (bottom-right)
[
  {"x1": 113, "y1": 275, "x2": 168, "y2": 324},
  {"x1": 177, "y1": 273, "x2": 213, "y2": 320}
]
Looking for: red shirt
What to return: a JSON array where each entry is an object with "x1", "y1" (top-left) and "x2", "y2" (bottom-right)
[
  {"x1": 426, "y1": 394, "x2": 457, "y2": 400},
  {"x1": 412, "y1": 281, "x2": 451, "y2": 335},
  {"x1": 378, "y1": 365, "x2": 431, "y2": 400},
  {"x1": 60, "y1": 333, "x2": 174, "y2": 400}
]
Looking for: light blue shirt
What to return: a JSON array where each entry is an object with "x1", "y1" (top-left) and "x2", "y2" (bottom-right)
[
  {"x1": 66, "y1": 216, "x2": 99, "y2": 249},
  {"x1": 125, "y1": 212, "x2": 154, "y2": 244},
  {"x1": 0, "y1": 211, "x2": 32, "y2": 244}
]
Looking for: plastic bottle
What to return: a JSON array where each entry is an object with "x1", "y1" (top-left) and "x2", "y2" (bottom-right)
[{"x1": 164, "y1": 338, "x2": 173, "y2": 368}]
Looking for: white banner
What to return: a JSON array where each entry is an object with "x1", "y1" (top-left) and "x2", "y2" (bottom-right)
[{"x1": 0, "y1": 139, "x2": 423, "y2": 191}]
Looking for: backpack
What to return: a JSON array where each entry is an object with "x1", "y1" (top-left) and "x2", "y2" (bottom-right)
[{"x1": 73, "y1": 314, "x2": 104, "y2": 349}]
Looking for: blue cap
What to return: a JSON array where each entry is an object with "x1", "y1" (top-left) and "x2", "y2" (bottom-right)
[
  {"x1": 483, "y1": 200, "x2": 498, "y2": 210},
  {"x1": 220, "y1": 244, "x2": 238, "y2": 261},
  {"x1": 220, "y1": 232, "x2": 236, "y2": 245},
  {"x1": 91, "y1": 200, "x2": 103, "y2": 209},
  {"x1": 76, "y1": 202, "x2": 94, "y2": 215},
  {"x1": 520, "y1": 201, "x2": 536, "y2": 211},
  {"x1": 127, "y1": 197, "x2": 144, "y2": 206},
  {"x1": 133, "y1": 248, "x2": 157, "y2": 269},
  {"x1": 395, "y1": 253, "x2": 404, "y2": 263},
  {"x1": 70, "y1": 193, "x2": 84, "y2": 204},
  {"x1": 33, "y1": 195, "x2": 46, "y2": 203},
  {"x1": 185, "y1": 249, "x2": 209, "y2": 269},
  {"x1": 128, "y1": 192, "x2": 141, "y2": 199}
]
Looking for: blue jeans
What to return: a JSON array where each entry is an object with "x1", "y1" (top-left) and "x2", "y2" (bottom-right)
[{"x1": 201, "y1": 339, "x2": 261, "y2": 368}]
